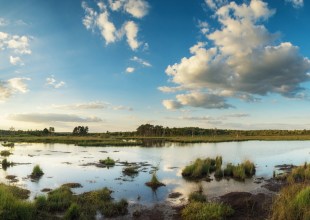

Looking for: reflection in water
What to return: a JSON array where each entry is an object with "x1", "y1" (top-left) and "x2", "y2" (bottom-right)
[{"x1": 0, "y1": 141, "x2": 309, "y2": 204}]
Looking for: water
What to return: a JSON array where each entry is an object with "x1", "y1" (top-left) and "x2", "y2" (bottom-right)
[{"x1": 1, "y1": 141, "x2": 310, "y2": 204}]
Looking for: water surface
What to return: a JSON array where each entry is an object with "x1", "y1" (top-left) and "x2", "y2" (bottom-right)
[{"x1": 1, "y1": 141, "x2": 309, "y2": 204}]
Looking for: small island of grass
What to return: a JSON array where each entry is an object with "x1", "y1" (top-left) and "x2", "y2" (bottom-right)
[{"x1": 99, "y1": 157, "x2": 115, "y2": 166}]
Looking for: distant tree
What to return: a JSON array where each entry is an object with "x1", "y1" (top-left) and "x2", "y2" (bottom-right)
[
  {"x1": 72, "y1": 126, "x2": 89, "y2": 136},
  {"x1": 49, "y1": 127, "x2": 55, "y2": 134},
  {"x1": 42, "y1": 128, "x2": 49, "y2": 135}
]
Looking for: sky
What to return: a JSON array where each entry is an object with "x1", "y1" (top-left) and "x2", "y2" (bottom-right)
[{"x1": 0, "y1": 0, "x2": 310, "y2": 132}]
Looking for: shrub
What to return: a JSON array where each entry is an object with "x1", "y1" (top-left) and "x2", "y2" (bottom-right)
[
  {"x1": 31, "y1": 165, "x2": 44, "y2": 178},
  {"x1": 182, "y1": 202, "x2": 234, "y2": 220}
]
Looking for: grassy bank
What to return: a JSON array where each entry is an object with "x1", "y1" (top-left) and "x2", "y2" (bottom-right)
[
  {"x1": 2, "y1": 134, "x2": 310, "y2": 147},
  {"x1": 0, "y1": 184, "x2": 128, "y2": 219}
]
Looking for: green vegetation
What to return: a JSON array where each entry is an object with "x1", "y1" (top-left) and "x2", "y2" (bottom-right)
[
  {"x1": 182, "y1": 157, "x2": 256, "y2": 181},
  {"x1": 2, "y1": 158, "x2": 14, "y2": 170},
  {"x1": 271, "y1": 184, "x2": 310, "y2": 220},
  {"x1": 0, "y1": 150, "x2": 11, "y2": 156},
  {"x1": 122, "y1": 166, "x2": 139, "y2": 175},
  {"x1": 182, "y1": 202, "x2": 234, "y2": 220},
  {"x1": 0, "y1": 185, "x2": 35, "y2": 220},
  {"x1": 0, "y1": 183, "x2": 128, "y2": 219},
  {"x1": 1, "y1": 142, "x2": 14, "y2": 147},
  {"x1": 31, "y1": 165, "x2": 44, "y2": 178},
  {"x1": 99, "y1": 157, "x2": 115, "y2": 166},
  {"x1": 72, "y1": 126, "x2": 89, "y2": 136},
  {"x1": 145, "y1": 172, "x2": 165, "y2": 189}
]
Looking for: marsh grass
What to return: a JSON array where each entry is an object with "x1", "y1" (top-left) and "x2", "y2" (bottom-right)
[
  {"x1": 0, "y1": 185, "x2": 35, "y2": 220},
  {"x1": 287, "y1": 164, "x2": 310, "y2": 183},
  {"x1": 122, "y1": 166, "x2": 139, "y2": 176},
  {"x1": 46, "y1": 186, "x2": 73, "y2": 212},
  {"x1": 2, "y1": 142, "x2": 14, "y2": 147},
  {"x1": 31, "y1": 165, "x2": 44, "y2": 178},
  {"x1": 99, "y1": 157, "x2": 115, "y2": 166},
  {"x1": 181, "y1": 201, "x2": 234, "y2": 220},
  {"x1": 182, "y1": 158, "x2": 212, "y2": 179},
  {"x1": 0, "y1": 150, "x2": 11, "y2": 156},
  {"x1": 145, "y1": 172, "x2": 165, "y2": 189},
  {"x1": 271, "y1": 184, "x2": 310, "y2": 220},
  {"x1": 2, "y1": 158, "x2": 13, "y2": 170}
]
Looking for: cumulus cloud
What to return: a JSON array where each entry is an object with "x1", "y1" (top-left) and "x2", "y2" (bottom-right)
[
  {"x1": 46, "y1": 76, "x2": 66, "y2": 89},
  {"x1": 123, "y1": 21, "x2": 139, "y2": 50},
  {"x1": 9, "y1": 113, "x2": 103, "y2": 123},
  {"x1": 162, "y1": 100, "x2": 182, "y2": 110},
  {"x1": 126, "y1": 67, "x2": 135, "y2": 73},
  {"x1": 0, "y1": 78, "x2": 30, "y2": 102},
  {"x1": 161, "y1": 0, "x2": 310, "y2": 110},
  {"x1": 82, "y1": 1, "x2": 147, "y2": 50},
  {"x1": 108, "y1": 0, "x2": 149, "y2": 18},
  {"x1": 9, "y1": 56, "x2": 23, "y2": 65},
  {"x1": 285, "y1": 0, "x2": 303, "y2": 8},
  {"x1": 205, "y1": 0, "x2": 227, "y2": 10},
  {"x1": 0, "y1": 31, "x2": 31, "y2": 65},
  {"x1": 130, "y1": 56, "x2": 151, "y2": 67}
]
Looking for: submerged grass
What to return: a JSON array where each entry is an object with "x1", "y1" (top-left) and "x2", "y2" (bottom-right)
[{"x1": 0, "y1": 150, "x2": 11, "y2": 156}]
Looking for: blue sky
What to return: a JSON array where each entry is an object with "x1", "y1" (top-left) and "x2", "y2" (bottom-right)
[{"x1": 0, "y1": 0, "x2": 310, "y2": 132}]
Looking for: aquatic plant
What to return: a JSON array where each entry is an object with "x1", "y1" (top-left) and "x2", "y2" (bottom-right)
[
  {"x1": 2, "y1": 142, "x2": 14, "y2": 147},
  {"x1": 145, "y1": 172, "x2": 165, "y2": 189},
  {"x1": 232, "y1": 165, "x2": 246, "y2": 180},
  {"x1": 2, "y1": 158, "x2": 13, "y2": 170},
  {"x1": 122, "y1": 166, "x2": 139, "y2": 175},
  {"x1": 0, "y1": 150, "x2": 11, "y2": 156},
  {"x1": 243, "y1": 160, "x2": 256, "y2": 176},
  {"x1": 181, "y1": 201, "x2": 234, "y2": 220},
  {"x1": 31, "y1": 165, "x2": 44, "y2": 178},
  {"x1": 99, "y1": 157, "x2": 115, "y2": 166},
  {"x1": 223, "y1": 163, "x2": 234, "y2": 177},
  {"x1": 182, "y1": 158, "x2": 212, "y2": 179}
]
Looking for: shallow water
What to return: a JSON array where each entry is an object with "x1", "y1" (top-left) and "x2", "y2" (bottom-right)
[{"x1": 0, "y1": 141, "x2": 309, "y2": 204}]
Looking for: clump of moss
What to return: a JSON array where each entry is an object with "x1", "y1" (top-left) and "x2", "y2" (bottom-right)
[
  {"x1": 145, "y1": 172, "x2": 165, "y2": 189},
  {"x1": 31, "y1": 165, "x2": 44, "y2": 179},
  {"x1": 99, "y1": 157, "x2": 115, "y2": 166},
  {"x1": 0, "y1": 150, "x2": 11, "y2": 157},
  {"x1": 182, "y1": 202, "x2": 234, "y2": 220}
]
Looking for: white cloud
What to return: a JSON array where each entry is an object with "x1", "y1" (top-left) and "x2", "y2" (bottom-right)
[
  {"x1": 46, "y1": 76, "x2": 66, "y2": 89},
  {"x1": 162, "y1": 100, "x2": 182, "y2": 110},
  {"x1": 82, "y1": 1, "x2": 147, "y2": 50},
  {"x1": 9, "y1": 113, "x2": 103, "y2": 123},
  {"x1": 108, "y1": 0, "x2": 149, "y2": 18},
  {"x1": 205, "y1": 0, "x2": 227, "y2": 10},
  {"x1": 0, "y1": 78, "x2": 30, "y2": 102},
  {"x1": 131, "y1": 56, "x2": 151, "y2": 67},
  {"x1": 285, "y1": 0, "x2": 303, "y2": 8},
  {"x1": 126, "y1": 67, "x2": 135, "y2": 73},
  {"x1": 123, "y1": 0, "x2": 149, "y2": 18},
  {"x1": 9, "y1": 56, "x2": 23, "y2": 65},
  {"x1": 157, "y1": 86, "x2": 185, "y2": 93},
  {"x1": 161, "y1": 0, "x2": 310, "y2": 110},
  {"x1": 7, "y1": 35, "x2": 31, "y2": 54},
  {"x1": 123, "y1": 21, "x2": 140, "y2": 50}
]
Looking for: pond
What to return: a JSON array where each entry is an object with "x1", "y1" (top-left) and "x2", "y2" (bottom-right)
[{"x1": 0, "y1": 141, "x2": 309, "y2": 205}]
